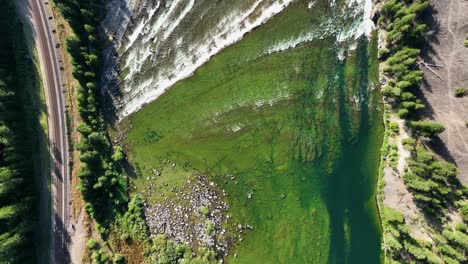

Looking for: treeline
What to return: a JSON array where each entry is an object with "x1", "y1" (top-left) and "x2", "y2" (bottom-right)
[
  {"x1": 384, "y1": 207, "x2": 468, "y2": 264},
  {"x1": 54, "y1": 2, "x2": 225, "y2": 262},
  {"x1": 379, "y1": 0, "x2": 446, "y2": 137},
  {"x1": 379, "y1": 0, "x2": 468, "y2": 263},
  {"x1": 402, "y1": 139, "x2": 464, "y2": 216},
  {"x1": 392, "y1": 139, "x2": 468, "y2": 263},
  {"x1": 53, "y1": 0, "x2": 128, "y2": 223},
  {"x1": 0, "y1": 0, "x2": 40, "y2": 262},
  {"x1": 379, "y1": 0, "x2": 467, "y2": 215}
]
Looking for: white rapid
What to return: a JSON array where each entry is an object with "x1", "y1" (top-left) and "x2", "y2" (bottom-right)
[
  {"x1": 106, "y1": 0, "x2": 294, "y2": 119},
  {"x1": 338, "y1": 0, "x2": 374, "y2": 41},
  {"x1": 265, "y1": 0, "x2": 374, "y2": 55},
  {"x1": 102, "y1": 0, "x2": 375, "y2": 119}
]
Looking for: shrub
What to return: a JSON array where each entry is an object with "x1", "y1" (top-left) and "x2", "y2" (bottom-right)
[
  {"x1": 111, "y1": 146, "x2": 125, "y2": 162},
  {"x1": 382, "y1": 85, "x2": 401, "y2": 98},
  {"x1": 77, "y1": 123, "x2": 92, "y2": 136},
  {"x1": 199, "y1": 206, "x2": 210, "y2": 217},
  {"x1": 455, "y1": 87, "x2": 467, "y2": 97},
  {"x1": 389, "y1": 121, "x2": 400, "y2": 135},
  {"x1": 401, "y1": 92, "x2": 416, "y2": 101},
  {"x1": 113, "y1": 254, "x2": 125, "y2": 263},
  {"x1": 460, "y1": 203, "x2": 468, "y2": 222},
  {"x1": 379, "y1": 47, "x2": 390, "y2": 59},
  {"x1": 383, "y1": 207, "x2": 404, "y2": 224},
  {"x1": 402, "y1": 137, "x2": 416, "y2": 150},
  {"x1": 206, "y1": 221, "x2": 215, "y2": 236},
  {"x1": 397, "y1": 108, "x2": 409, "y2": 118},
  {"x1": 86, "y1": 239, "x2": 98, "y2": 249}
]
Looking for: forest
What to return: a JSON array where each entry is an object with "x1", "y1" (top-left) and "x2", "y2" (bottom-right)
[
  {"x1": 379, "y1": 0, "x2": 468, "y2": 263},
  {"x1": 0, "y1": 0, "x2": 43, "y2": 262},
  {"x1": 54, "y1": 0, "x2": 128, "y2": 224}
]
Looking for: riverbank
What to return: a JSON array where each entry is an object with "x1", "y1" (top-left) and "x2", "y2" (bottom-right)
[{"x1": 376, "y1": 0, "x2": 468, "y2": 263}]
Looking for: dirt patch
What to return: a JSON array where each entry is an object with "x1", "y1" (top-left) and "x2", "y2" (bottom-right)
[
  {"x1": 69, "y1": 210, "x2": 92, "y2": 263},
  {"x1": 420, "y1": 0, "x2": 468, "y2": 183},
  {"x1": 48, "y1": 3, "x2": 88, "y2": 261},
  {"x1": 383, "y1": 115, "x2": 432, "y2": 242},
  {"x1": 49, "y1": 0, "x2": 84, "y2": 218},
  {"x1": 108, "y1": 232, "x2": 146, "y2": 264}
]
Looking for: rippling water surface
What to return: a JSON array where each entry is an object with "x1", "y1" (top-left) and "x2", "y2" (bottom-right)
[{"x1": 115, "y1": 0, "x2": 383, "y2": 262}]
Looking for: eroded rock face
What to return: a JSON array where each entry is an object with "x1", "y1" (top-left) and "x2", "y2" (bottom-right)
[{"x1": 144, "y1": 174, "x2": 233, "y2": 255}]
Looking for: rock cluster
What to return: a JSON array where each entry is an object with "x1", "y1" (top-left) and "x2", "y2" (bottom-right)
[{"x1": 144, "y1": 174, "x2": 232, "y2": 255}]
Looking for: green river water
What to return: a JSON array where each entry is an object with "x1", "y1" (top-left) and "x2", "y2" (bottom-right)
[{"x1": 121, "y1": 1, "x2": 384, "y2": 262}]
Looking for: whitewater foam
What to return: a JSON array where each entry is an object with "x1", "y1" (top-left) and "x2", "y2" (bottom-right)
[
  {"x1": 125, "y1": 1, "x2": 160, "y2": 51},
  {"x1": 338, "y1": 0, "x2": 374, "y2": 41},
  {"x1": 118, "y1": 0, "x2": 294, "y2": 118},
  {"x1": 110, "y1": 0, "x2": 375, "y2": 119}
]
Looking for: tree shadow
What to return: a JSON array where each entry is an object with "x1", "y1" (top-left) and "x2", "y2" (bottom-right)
[
  {"x1": 51, "y1": 212, "x2": 72, "y2": 263},
  {"x1": 121, "y1": 157, "x2": 138, "y2": 179},
  {"x1": 419, "y1": 3, "x2": 442, "y2": 64},
  {"x1": 425, "y1": 137, "x2": 457, "y2": 164}
]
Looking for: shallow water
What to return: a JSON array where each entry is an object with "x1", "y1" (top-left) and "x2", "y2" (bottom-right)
[{"x1": 120, "y1": 0, "x2": 383, "y2": 263}]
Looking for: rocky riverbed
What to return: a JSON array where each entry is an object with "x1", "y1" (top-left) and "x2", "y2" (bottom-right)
[{"x1": 143, "y1": 174, "x2": 242, "y2": 256}]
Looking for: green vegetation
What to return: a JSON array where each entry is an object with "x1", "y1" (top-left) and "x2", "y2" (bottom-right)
[
  {"x1": 455, "y1": 87, "x2": 467, "y2": 97},
  {"x1": 51, "y1": 4, "x2": 219, "y2": 259},
  {"x1": 54, "y1": 1, "x2": 384, "y2": 263},
  {"x1": 380, "y1": 0, "x2": 429, "y2": 46},
  {"x1": 387, "y1": 143, "x2": 399, "y2": 169},
  {"x1": 383, "y1": 206, "x2": 468, "y2": 263},
  {"x1": 389, "y1": 121, "x2": 400, "y2": 136},
  {"x1": 199, "y1": 207, "x2": 210, "y2": 217},
  {"x1": 0, "y1": 0, "x2": 48, "y2": 262},
  {"x1": 150, "y1": 235, "x2": 216, "y2": 264},
  {"x1": 379, "y1": 1, "x2": 468, "y2": 263},
  {"x1": 54, "y1": 0, "x2": 128, "y2": 223},
  {"x1": 116, "y1": 195, "x2": 149, "y2": 243},
  {"x1": 86, "y1": 239, "x2": 98, "y2": 250},
  {"x1": 120, "y1": 2, "x2": 384, "y2": 263},
  {"x1": 403, "y1": 141, "x2": 463, "y2": 215},
  {"x1": 410, "y1": 120, "x2": 446, "y2": 138},
  {"x1": 379, "y1": 0, "x2": 446, "y2": 140}
]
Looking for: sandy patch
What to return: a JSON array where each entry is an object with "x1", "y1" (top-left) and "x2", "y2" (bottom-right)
[
  {"x1": 69, "y1": 210, "x2": 90, "y2": 264},
  {"x1": 383, "y1": 115, "x2": 432, "y2": 242}
]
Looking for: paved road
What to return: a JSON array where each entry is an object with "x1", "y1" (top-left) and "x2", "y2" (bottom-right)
[{"x1": 29, "y1": 0, "x2": 70, "y2": 263}]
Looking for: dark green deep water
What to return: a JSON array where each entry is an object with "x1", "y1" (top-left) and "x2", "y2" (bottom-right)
[{"x1": 326, "y1": 37, "x2": 384, "y2": 264}]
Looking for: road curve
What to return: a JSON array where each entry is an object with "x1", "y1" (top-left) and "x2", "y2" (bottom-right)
[{"x1": 29, "y1": 0, "x2": 70, "y2": 263}]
